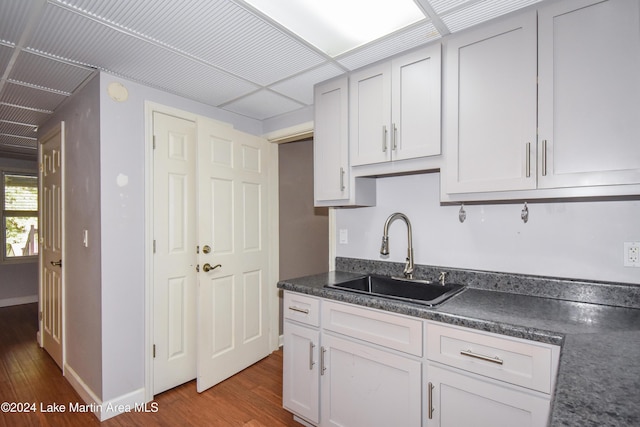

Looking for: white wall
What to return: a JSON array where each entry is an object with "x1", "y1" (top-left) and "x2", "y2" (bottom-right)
[
  {"x1": 336, "y1": 173, "x2": 640, "y2": 285},
  {"x1": 98, "y1": 73, "x2": 263, "y2": 402}
]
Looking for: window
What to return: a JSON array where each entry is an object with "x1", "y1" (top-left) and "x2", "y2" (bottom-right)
[{"x1": 2, "y1": 171, "x2": 38, "y2": 261}]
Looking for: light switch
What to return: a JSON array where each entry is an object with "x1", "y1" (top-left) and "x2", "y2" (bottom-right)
[{"x1": 339, "y1": 229, "x2": 348, "y2": 244}]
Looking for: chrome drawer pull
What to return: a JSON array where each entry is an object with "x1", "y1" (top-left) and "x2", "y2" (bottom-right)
[
  {"x1": 288, "y1": 306, "x2": 309, "y2": 314},
  {"x1": 427, "y1": 382, "x2": 434, "y2": 420},
  {"x1": 460, "y1": 349, "x2": 504, "y2": 365},
  {"x1": 309, "y1": 342, "x2": 316, "y2": 370}
]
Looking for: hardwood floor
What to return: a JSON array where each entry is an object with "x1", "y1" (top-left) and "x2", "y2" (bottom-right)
[{"x1": 0, "y1": 303, "x2": 300, "y2": 427}]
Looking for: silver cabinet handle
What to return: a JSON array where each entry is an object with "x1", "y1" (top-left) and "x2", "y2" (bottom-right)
[
  {"x1": 460, "y1": 349, "x2": 504, "y2": 365},
  {"x1": 288, "y1": 306, "x2": 309, "y2": 314},
  {"x1": 392, "y1": 123, "x2": 398, "y2": 151},
  {"x1": 382, "y1": 125, "x2": 388, "y2": 152},
  {"x1": 320, "y1": 346, "x2": 327, "y2": 375},
  {"x1": 309, "y1": 342, "x2": 316, "y2": 370},
  {"x1": 428, "y1": 382, "x2": 434, "y2": 420},
  {"x1": 525, "y1": 142, "x2": 531, "y2": 178},
  {"x1": 542, "y1": 139, "x2": 548, "y2": 176},
  {"x1": 339, "y1": 167, "x2": 345, "y2": 191}
]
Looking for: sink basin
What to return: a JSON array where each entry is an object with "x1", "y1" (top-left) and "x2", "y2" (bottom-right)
[{"x1": 325, "y1": 275, "x2": 465, "y2": 307}]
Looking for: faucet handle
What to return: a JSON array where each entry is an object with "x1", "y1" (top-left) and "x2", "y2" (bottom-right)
[{"x1": 438, "y1": 271, "x2": 448, "y2": 286}]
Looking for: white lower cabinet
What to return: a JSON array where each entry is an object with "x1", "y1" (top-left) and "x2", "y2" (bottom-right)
[
  {"x1": 283, "y1": 321, "x2": 320, "y2": 424},
  {"x1": 321, "y1": 333, "x2": 422, "y2": 427},
  {"x1": 282, "y1": 292, "x2": 560, "y2": 427},
  {"x1": 425, "y1": 322, "x2": 560, "y2": 427},
  {"x1": 426, "y1": 363, "x2": 551, "y2": 427}
]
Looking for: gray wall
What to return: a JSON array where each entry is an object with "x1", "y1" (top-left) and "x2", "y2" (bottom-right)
[
  {"x1": 278, "y1": 139, "x2": 329, "y2": 333},
  {"x1": 0, "y1": 157, "x2": 38, "y2": 305},
  {"x1": 39, "y1": 74, "x2": 104, "y2": 397}
]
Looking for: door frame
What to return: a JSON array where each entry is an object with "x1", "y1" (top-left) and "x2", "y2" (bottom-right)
[
  {"x1": 38, "y1": 121, "x2": 66, "y2": 372},
  {"x1": 143, "y1": 102, "x2": 280, "y2": 402}
]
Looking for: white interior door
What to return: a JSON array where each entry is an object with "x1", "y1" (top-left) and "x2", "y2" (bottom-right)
[
  {"x1": 196, "y1": 117, "x2": 271, "y2": 392},
  {"x1": 39, "y1": 123, "x2": 64, "y2": 369},
  {"x1": 152, "y1": 112, "x2": 198, "y2": 394}
]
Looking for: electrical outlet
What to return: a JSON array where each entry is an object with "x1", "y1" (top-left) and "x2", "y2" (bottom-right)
[
  {"x1": 623, "y1": 242, "x2": 640, "y2": 267},
  {"x1": 339, "y1": 229, "x2": 348, "y2": 245}
]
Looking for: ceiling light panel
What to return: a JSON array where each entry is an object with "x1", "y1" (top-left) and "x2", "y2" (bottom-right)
[
  {"x1": 442, "y1": 0, "x2": 542, "y2": 32},
  {"x1": 10, "y1": 51, "x2": 94, "y2": 94},
  {"x1": 244, "y1": 0, "x2": 427, "y2": 57},
  {"x1": 54, "y1": 0, "x2": 327, "y2": 86},
  {"x1": 338, "y1": 21, "x2": 440, "y2": 71},
  {"x1": 0, "y1": 0, "x2": 33, "y2": 44}
]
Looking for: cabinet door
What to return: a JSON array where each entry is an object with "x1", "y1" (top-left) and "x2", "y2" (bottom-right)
[
  {"x1": 350, "y1": 63, "x2": 392, "y2": 166},
  {"x1": 445, "y1": 12, "x2": 537, "y2": 193},
  {"x1": 314, "y1": 77, "x2": 349, "y2": 203},
  {"x1": 538, "y1": 0, "x2": 640, "y2": 188},
  {"x1": 283, "y1": 322, "x2": 320, "y2": 424},
  {"x1": 320, "y1": 334, "x2": 421, "y2": 427},
  {"x1": 392, "y1": 45, "x2": 441, "y2": 161},
  {"x1": 426, "y1": 364, "x2": 550, "y2": 427}
]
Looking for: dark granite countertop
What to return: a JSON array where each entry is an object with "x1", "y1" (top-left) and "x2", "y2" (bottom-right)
[{"x1": 277, "y1": 270, "x2": 640, "y2": 427}]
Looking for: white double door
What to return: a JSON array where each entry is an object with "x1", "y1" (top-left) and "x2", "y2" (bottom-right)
[{"x1": 153, "y1": 111, "x2": 272, "y2": 394}]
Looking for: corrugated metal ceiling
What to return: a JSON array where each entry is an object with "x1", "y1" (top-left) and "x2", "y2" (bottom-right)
[{"x1": 0, "y1": 0, "x2": 544, "y2": 159}]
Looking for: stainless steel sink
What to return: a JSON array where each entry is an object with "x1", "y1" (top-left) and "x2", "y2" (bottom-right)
[{"x1": 325, "y1": 275, "x2": 465, "y2": 307}]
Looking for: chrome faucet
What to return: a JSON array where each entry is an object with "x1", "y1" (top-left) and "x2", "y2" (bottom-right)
[{"x1": 380, "y1": 212, "x2": 414, "y2": 279}]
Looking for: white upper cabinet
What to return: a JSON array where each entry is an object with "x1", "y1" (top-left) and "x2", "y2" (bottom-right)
[
  {"x1": 537, "y1": 0, "x2": 640, "y2": 189},
  {"x1": 350, "y1": 45, "x2": 441, "y2": 166},
  {"x1": 445, "y1": 0, "x2": 640, "y2": 199},
  {"x1": 314, "y1": 77, "x2": 350, "y2": 203},
  {"x1": 445, "y1": 12, "x2": 538, "y2": 194},
  {"x1": 314, "y1": 77, "x2": 376, "y2": 207}
]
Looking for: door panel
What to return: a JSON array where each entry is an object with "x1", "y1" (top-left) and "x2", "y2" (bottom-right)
[
  {"x1": 153, "y1": 112, "x2": 197, "y2": 394},
  {"x1": 196, "y1": 118, "x2": 271, "y2": 393},
  {"x1": 39, "y1": 124, "x2": 64, "y2": 369}
]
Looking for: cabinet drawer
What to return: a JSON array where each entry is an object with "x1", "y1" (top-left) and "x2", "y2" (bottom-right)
[
  {"x1": 426, "y1": 322, "x2": 559, "y2": 394},
  {"x1": 322, "y1": 300, "x2": 423, "y2": 356},
  {"x1": 284, "y1": 292, "x2": 320, "y2": 327}
]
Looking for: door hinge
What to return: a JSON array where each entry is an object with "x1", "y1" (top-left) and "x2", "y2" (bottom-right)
[
  {"x1": 153, "y1": 240, "x2": 156, "y2": 253},
  {"x1": 153, "y1": 135, "x2": 156, "y2": 150},
  {"x1": 39, "y1": 311, "x2": 42, "y2": 321},
  {"x1": 153, "y1": 344, "x2": 156, "y2": 358}
]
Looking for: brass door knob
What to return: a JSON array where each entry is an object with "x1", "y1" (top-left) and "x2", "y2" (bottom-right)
[{"x1": 202, "y1": 263, "x2": 221, "y2": 272}]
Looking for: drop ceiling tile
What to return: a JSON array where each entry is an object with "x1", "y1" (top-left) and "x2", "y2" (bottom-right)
[
  {"x1": 51, "y1": 0, "x2": 327, "y2": 86},
  {"x1": 0, "y1": 44, "x2": 14, "y2": 71},
  {"x1": 0, "y1": 120, "x2": 38, "y2": 137},
  {"x1": 0, "y1": 134, "x2": 38, "y2": 151},
  {"x1": 0, "y1": 103, "x2": 52, "y2": 126},
  {"x1": 0, "y1": 0, "x2": 32, "y2": 44},
  {"x1": 29, "y1": 4, "x2": 259, "y2": 106},
  {"x1": 442, "y1": 0, "x2": 542, "y2": 32},
  {"x1": 270, "y1": 63, "x2": 345, "y2": 105},
  {"x1": 429, "y1": 0, "x2": 476, "y2": 14},
  {"x1": 10, "y1": 51, "x2": 95, "y2": 94},
  {"x1": 223, "y1": 90, "x2": 305, "y2": 120},
  {"x1": 1, "y1": 82, "x2": 67, "y2": 112},
  {"x1": 338, "y1": 21, "x2": 440, "y2": 71}
]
